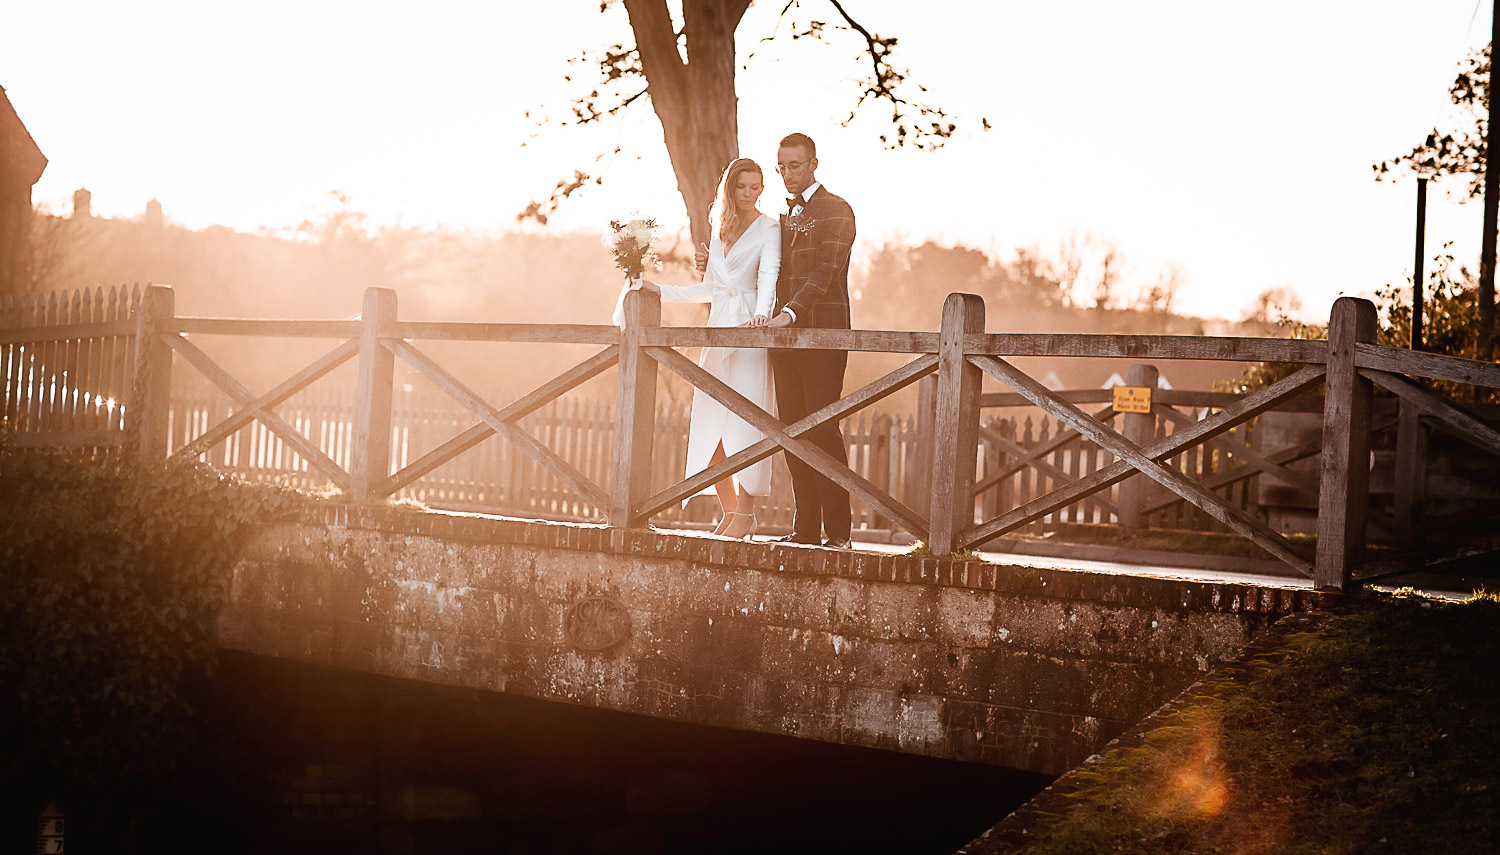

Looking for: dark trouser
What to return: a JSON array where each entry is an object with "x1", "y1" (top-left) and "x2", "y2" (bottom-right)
[{"x1": 772, "y1": 347, "x2": 851, "y2": 542}]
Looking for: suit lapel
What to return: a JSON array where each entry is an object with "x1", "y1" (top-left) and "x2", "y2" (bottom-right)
[{"x1": 785, "y1": 187, "x2": 818, "y2": 252}]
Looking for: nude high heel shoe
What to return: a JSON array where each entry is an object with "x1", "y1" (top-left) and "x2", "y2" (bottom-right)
[{"x1": 721, "y1": 511, "x2": 758, "y2": 541}]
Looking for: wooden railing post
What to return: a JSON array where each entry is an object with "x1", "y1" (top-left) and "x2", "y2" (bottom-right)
[
  {"x1": 1118, "y1": 362, "x2": 1159, "y2": 531},
  {"x1": 609, "y1": 287, "x2": 660, "y2": 528},
  {"x1": 928, "y1": 293, "x2": 985, "y2": 554},
  {"x1": 351, "y1": 287, "x2": 397, "y2": 501},
  {"x1": 1315, "y1": 296, "x2": 1377, "y2": 590},
  {"x1": 1392, "y1": 399, "x2": 1427, "y2": 550},
  {"x1": 911, "y1": 374, "x2": 937, "y2": 505},
  {"x1": 129, "y1": 284, "x2": 175, "y2": 460}
]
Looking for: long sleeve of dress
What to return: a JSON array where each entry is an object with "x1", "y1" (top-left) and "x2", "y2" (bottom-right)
[
  {"x1": 658, "y1": 279, "x2": 712, "y2": 303},
  {"x1": 754, "y1": 220, "x2": 781, "y2": 318},
  {"x1": 658, "y1": 234, "x2": 719, "y2": 303}
]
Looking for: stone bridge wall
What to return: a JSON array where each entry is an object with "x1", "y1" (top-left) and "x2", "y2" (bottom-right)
[{"x1": 218, "y1": 504, "x2": 1338, "y2": 776}]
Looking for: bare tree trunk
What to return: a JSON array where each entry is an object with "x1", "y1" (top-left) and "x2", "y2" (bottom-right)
[{"x1": 625, "y1": 0, "x2": 748, "y2": 248}]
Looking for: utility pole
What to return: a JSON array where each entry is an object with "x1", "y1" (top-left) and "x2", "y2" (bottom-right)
[
  {"x1": 1413, "y1": 177, "x2": 1428, "y2": 350},
  {"x1": 1481, "y1": 4, "x2": 1499, "y2": 362}
]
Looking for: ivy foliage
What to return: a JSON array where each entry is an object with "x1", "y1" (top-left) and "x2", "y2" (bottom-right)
[{"x1": 0, "y1": 436, "x2": 301, "y2": 825}]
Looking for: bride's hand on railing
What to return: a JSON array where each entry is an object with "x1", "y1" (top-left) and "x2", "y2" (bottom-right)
[{"x1": 746, "y1": 314, "x2": 770, "y2": 327}]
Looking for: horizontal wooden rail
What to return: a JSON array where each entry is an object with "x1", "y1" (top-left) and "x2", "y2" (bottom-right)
[
  {"x1": 0, "y1": 319, "x2": 134, "y2": 344},
  {"x1": 389, "y1": 321, "x2": 620, "y2": 345},
  {"x1": 1354, "y1": 342, "x2": 1500, "y2": 389},
  {"x1": 174, "y1": 318, "x2": 363, "y2": 338},
  {"x1": 964, "y1": 332, "x2": 1329, "y2": 363},
  {"x1": 981, "y1": 389, "x2": 1115, "y2": 408},
  {"x1": 645, "y1": 326, "x2": 940, "y2": 353},
  {"x1": 978, "y1": 388, "x2": 1291, "y2": 409}
]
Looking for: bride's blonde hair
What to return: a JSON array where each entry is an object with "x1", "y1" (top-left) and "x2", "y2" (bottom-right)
[{"x1": 710, "y1": 158, "x2": 763, "y2": 244}]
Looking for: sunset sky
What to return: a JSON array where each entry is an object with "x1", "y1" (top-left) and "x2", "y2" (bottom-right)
[{"x1": 3, "y1": 0, "x2": 1493, "y2": 321}]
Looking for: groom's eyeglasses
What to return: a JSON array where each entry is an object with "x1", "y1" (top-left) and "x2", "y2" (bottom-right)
[{"x1": 776, "y1": 158, "x2": 812, "y2": 175}]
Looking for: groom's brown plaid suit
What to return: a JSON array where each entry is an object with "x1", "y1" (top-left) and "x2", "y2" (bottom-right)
[{"x1": 774, "y1": 185, "x2": 856, "y2": 543}]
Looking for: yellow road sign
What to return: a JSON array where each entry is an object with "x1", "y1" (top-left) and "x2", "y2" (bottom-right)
[{"x1": 1113, "y1": 385, "x2": 1152, "y2": 414}]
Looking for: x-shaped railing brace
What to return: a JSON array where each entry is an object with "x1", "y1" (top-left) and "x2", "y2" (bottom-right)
[{"x1": 167, "y1": 335, "x2": 358, "y2": 489}]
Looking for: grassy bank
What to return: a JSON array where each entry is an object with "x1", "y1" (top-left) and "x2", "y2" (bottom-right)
[{"x1": 998, "y1": 590, "x2": 1499, "y2": 854}]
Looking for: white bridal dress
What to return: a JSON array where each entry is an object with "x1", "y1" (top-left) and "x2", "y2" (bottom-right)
[{"x1": 648, "y1": 214, "x2": 781, "y2": 498}]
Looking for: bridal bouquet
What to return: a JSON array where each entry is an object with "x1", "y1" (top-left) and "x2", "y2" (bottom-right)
[
  {"x1": 605, "y1": 214, "x2": 662, "y2": 280},
  {"x1": 608, "y1": 214, "x2": 661, "y2": 328}
]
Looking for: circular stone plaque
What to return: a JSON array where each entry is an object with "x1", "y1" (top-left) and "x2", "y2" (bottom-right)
[{"x1": 563, "y1": 597, "x2": 631, "y2": 651}]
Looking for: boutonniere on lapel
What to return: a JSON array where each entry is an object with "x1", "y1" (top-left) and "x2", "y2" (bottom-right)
[{"x1": 787, "y1": 212, "x2": 817, "y2": 240}]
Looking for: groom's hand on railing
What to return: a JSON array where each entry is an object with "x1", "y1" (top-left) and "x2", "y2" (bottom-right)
[{"x1": 765, "y1": 311, "x2": 793, "y2": 328}]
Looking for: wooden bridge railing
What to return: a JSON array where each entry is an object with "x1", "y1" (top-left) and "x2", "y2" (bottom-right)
[{"x1": 4, "y1": 284, "x2": 1500, "y2": 592}]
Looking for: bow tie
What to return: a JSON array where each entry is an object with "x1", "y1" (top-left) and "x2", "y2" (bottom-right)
[{"x1": 786, "y1": 196, "x2": 801, "y2": 212}]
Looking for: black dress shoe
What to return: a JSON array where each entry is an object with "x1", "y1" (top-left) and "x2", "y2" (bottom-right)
[
  {"x1": 774, "y1": 533, "x2": 821, "y2": 545},
  {"x1": 823, "y1": 538, "x2": 853, "y2": 549}
]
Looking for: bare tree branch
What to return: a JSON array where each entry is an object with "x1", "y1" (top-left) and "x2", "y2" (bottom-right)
[
  {"x1": 520, "y1": 0, "x2": 978, "y2": 228},
  {"x1": 810, "y1": 0, "x2": 971, "y2": 149},
  {"x1": 1374, "y1": 44, "x2": 1488, "y2": 197}
]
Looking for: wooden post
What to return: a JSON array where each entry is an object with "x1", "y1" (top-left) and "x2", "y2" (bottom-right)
[
  {"x1": 928, "y1": 293, "x2": 985, "y2": 554},
  {"x1": 1315, "y1": 297, "x2": 1377, "y2": 590},
  {"x1": 1412, "y1": 177, "x2": 1427, "y2": 351},
  {"x1": 1118, "y1": 363, "x2": 1159, "y2": 532},
  {"x1": 129, "y1": 284, "x2": 175, "y2": 460},
  {"x1": 351, "y1": 287, "x2": 397, "y2": 501},
  {"x1": 981, "y1": 422, "x2": 1000, "y2": 523},
  {"x1": 911, "y1": 373, "x2": 937, "y2": 505},
  {"x1": 609, "y1": 287, "x2": 660, "y2": 528},
  {"x1": 1392, "y1": 400, "x2": 1427, "y2": 550}
]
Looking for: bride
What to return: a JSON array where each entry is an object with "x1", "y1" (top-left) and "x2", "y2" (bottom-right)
[{"x1": 633, "y1": 157, "x2": 780, "y2": 540}]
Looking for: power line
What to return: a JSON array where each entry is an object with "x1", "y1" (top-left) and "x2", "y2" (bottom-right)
[{"x1": 1427, "y1": 0, "x2": 1487, "y2": 133}]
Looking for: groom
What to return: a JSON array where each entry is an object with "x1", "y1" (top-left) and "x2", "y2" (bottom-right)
[{"x1": 764, "y1": 132, "x2": 856, "y2": 547}]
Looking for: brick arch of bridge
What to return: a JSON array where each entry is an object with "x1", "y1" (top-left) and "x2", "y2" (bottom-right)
[{"x1": 219, "y1": 502, "x2": 1338, "y2": 776}]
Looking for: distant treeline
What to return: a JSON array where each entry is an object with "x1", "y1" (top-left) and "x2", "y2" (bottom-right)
[{"x1": 16, "y1": 200, "x2": 1279, "y2": 400}]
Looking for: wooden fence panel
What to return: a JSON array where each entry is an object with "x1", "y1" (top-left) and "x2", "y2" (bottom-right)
[{"x1": 0, "y1": 284, "x2": 136, "y2": 457}]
